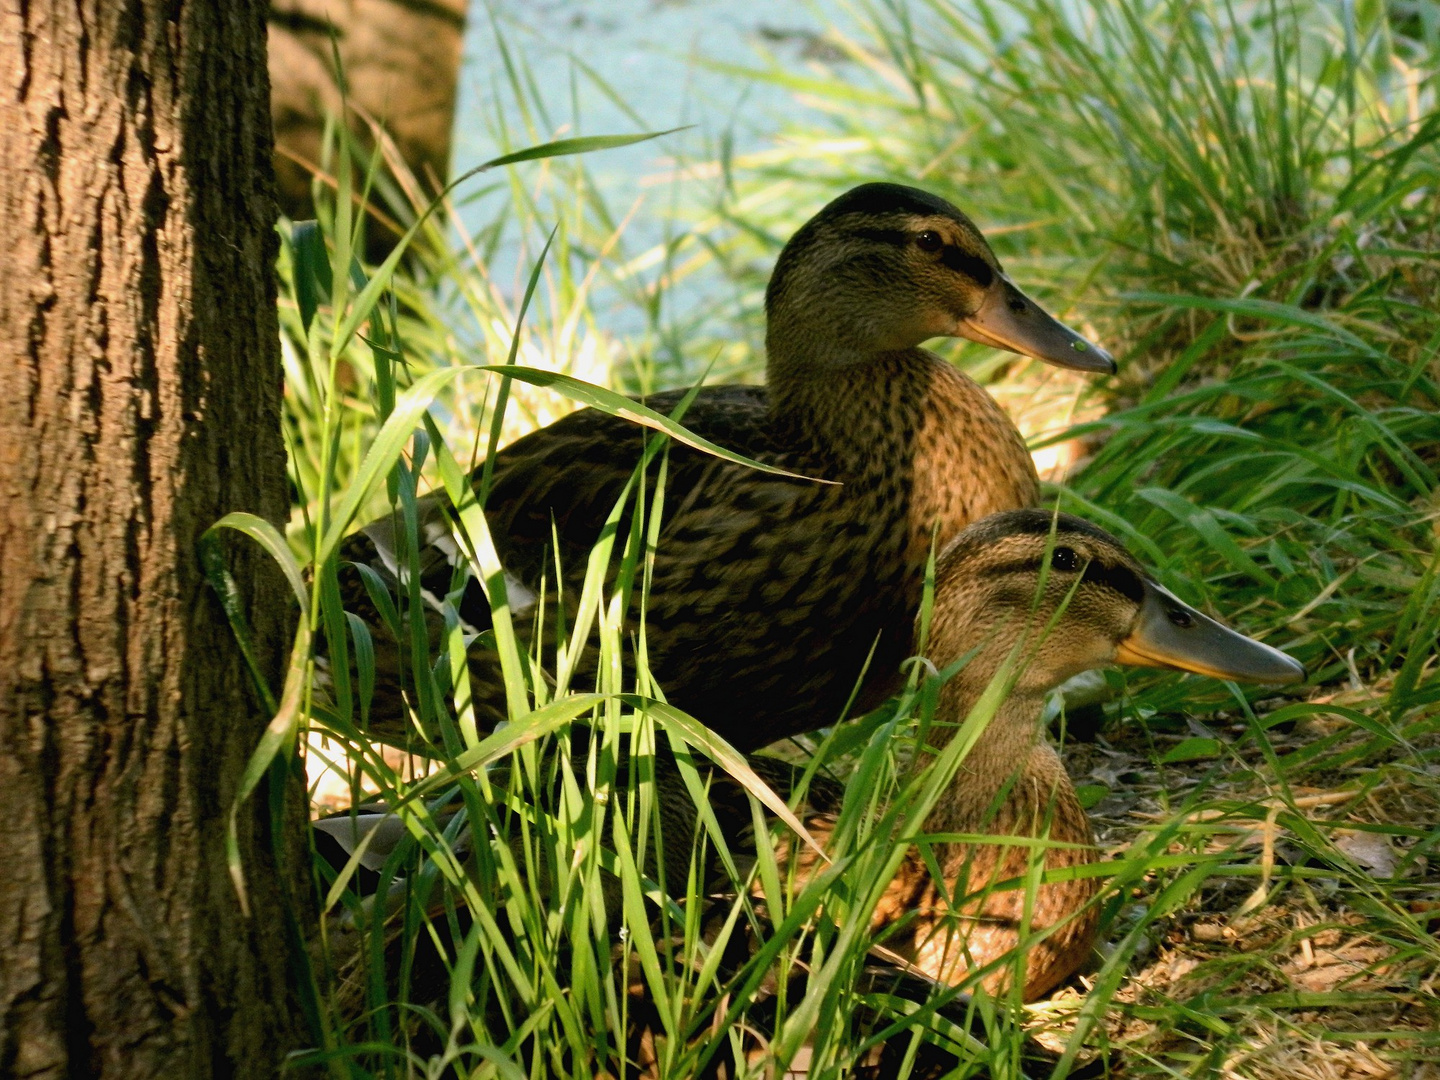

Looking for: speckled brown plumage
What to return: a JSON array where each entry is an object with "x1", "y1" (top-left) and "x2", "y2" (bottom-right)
[
  {"x1": 880, "y1": 751, "x2": 1098, "y2": 1001},
  {"x1": 319, "y1": 509, "x2": 1304, "y2": 1052},
  {"x1": 737, "y1": 509, "x2": 1302, "y2": 1002},
  {"x1": 338, "y1": 183, "x2": 1113, "y2": 751}
]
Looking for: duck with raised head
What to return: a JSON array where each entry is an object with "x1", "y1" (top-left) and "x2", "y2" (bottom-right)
[
  {"x1": 752, "y1": 509, "x2": 1306, "y2": 1002},
  {"x1": 343, "y1": 183, "x2": 1117, "y2": 751}
]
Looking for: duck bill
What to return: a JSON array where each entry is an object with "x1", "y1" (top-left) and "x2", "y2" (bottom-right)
[
  {"x1": 956, "y1": 275, "x2": 1116, "y2": 374},
  {"x1": 1114, "y1": 582, "x2": 1306, "y2": 684}
]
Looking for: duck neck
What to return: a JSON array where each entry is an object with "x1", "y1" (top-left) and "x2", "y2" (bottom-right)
[
  {"x1": 764, "y1": 293, "x2": 917, "y2": 379},
  {"x1": 764, "y1": 320, "x2": 1040, "y2": 555},
  {"x1": 765, "y1": 341, "x2": 937, "y2": 448},
  {"x1": 926, "y1": 678, "x2": 1054, "y2": 835}
]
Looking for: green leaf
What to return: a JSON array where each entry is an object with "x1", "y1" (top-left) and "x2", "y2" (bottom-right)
[
  {"x1": 1136, "y1": 487, "x2": 1276, "y2": 586},
  {"x1": 477, "y1": 129, "x2": 687, "y2": 170},
  {"x1": 289, "y1": 220, "x2": 330, "y2": 335},
  {"x1": 344, "y1": 611, "x2": 375, "y2": 727},
  {"x1": 423, "y1": 412, "x2": 530, "y2": 723},
  {"x1": 314, "y1": 366, "x2": 470, "y2": 566},
  {"x1": 1257, "y1": 701, "x2": 1398, "y2": 744},
  {"x1": 1123, "y1": 291, "x2": 1385, "y2": 361},
  {"x1": 479, "y1": 227, "x2": 556, "y2": 504},
  {"x1": 402, "y1": 693, "x2": 608, "y2": 803},
  {"x1": 206, "y1": 512, "x2": 308, "y2": 609},
  {"x1": 630, "y1": 696, "x2": 827, "y2": 861},
  {"x1": 227, "y1": 621, "x2": 311, "y2": 915},
  {"x1": 472, "y1": 365, "x2": 829, "y2": 483},
  {"x1": 449, "y1": 923, "x2": 483, "y2": 1028},
  {"x1": 200, "y1": 513, "x2": 308, "y2": 716},
  {"x1": 1161, "y1": 737, "x2": 1224, "y2": 763}
]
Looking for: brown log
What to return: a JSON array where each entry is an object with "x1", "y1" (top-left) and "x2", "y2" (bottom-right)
[
  {"x1": 0, "y1": 3, "x2": 309, "y2": 1076},
  {"x1": 269, "y1": 0, "x2": 469, "y2": 237}
]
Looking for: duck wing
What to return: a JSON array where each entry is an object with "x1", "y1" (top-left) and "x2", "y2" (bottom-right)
[
  {"x1": 482, "y1": 384, "x2": 779, "y2": 599},
  {"x1": 333, "y1": 385, "x2": 821, "y2": 739}
]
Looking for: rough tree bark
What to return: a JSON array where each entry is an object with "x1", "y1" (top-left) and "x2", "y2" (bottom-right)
[{"x1": 0, "y1": 3, "x2": 309, "y2": 1077}]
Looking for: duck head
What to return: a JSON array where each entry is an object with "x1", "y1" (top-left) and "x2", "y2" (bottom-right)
[
  {"x1": 765, "y1": 182, "x2": 1116, "y2": 374},
  {"x1": 927, "y1": 509, "x2": 1305, "y2": 702}
]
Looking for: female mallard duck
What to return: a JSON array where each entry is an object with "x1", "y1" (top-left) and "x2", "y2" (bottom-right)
[
  {"x1": 344, "y1": 183, "x2": 1116, "y2": 750},
  {"x1": 752, "y1": 509, "x2": 1305, "y2": 1001},
  {"x1": 316, "y1": 508, "x2": 1305, "y2": 1067}
]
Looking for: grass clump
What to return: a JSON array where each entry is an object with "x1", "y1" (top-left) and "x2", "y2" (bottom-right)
[
  {"x1": 675, "y1": 0, "x2": 1440, "y2": 1073},
  {"x1": 205, "y1": 2, "x2": 1440, "y2": 1077}
]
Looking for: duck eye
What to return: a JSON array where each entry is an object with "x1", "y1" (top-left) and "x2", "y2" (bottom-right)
[
  {"x1": 1051, "y1": 546, "x2": 1079, "y2": 572},
  {"x1": 915, "y1": 230, "x2": 943, "y2": 252}
]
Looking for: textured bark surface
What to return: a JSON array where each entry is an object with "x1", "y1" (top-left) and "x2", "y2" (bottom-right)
[
  {"x1": 269, "y1": 0, "x2": 468, "y2": 234},
  {"x1": 0, "y1": 3, "x2": 306, "y2": 1077}
]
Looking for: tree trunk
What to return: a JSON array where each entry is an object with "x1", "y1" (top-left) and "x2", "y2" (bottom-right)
[
  {"x1": 268, "y1": 0, "x2": 468, "y2": 250},
  {"x1": 0, "y1": 3, "x2": 308, "y2": 1077}
]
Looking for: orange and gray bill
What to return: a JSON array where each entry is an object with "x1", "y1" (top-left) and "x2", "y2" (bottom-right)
[
  {"x1": 957, "y1": 274, "x2": 1117, "y2": 374},
  {"x1": 1114, "y1": 581, "x2": 1306, "y2": 684}
]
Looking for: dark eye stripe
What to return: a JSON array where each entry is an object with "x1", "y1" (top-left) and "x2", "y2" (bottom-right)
[
  {"x1": 940, "y1": 245, "x2": 994, "y2": 287},
  {"x1": 1079, "y1": 560, "x2": 1145, "y2": 603},
  {"x1": 979, "y1": 557, "x2": 1146, "y2": 604}
]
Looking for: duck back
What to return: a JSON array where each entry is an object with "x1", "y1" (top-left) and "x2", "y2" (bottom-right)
[{"x1": 341, "y1": 352, "x2": 1038, "y2": 751}]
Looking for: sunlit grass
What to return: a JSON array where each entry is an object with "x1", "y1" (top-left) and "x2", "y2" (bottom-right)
[{"x1": 206, "y1": 1, "x2": 1440, "y2": 1076}]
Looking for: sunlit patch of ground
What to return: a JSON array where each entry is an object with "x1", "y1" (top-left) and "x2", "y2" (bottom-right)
[
  {"x1": 982, "y1": 357, "x2": 1109, "y2": 486},
  {"x1": 307, "y1": 733, "x2": 440, "y2": 813},
  {"x1": 1035, "y1": 687, "x2": 1440, "y2": 1079}
]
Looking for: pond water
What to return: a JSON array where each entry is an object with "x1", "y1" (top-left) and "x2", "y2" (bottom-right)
[
  {"x1": 451, "y1": 0, "x2": 849, "y2": 254},
  {"x1": 455, "y1": 0, "x2": 845, "y2": 167}
]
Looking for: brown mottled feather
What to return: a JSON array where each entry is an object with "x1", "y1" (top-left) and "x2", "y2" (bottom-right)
[
  {"x1": 335, "y1": 183, "x2": 1092, "y2": 750},
  {"x1": 338, "y1": 357, "x2": 1036, "y2": 746},
  {"x1": 709, "y1": 512, "x2": 1170, "y2": 1001},
  {"x1": 750, "y1": 746, "x2": 1097, "y2": 1003}
]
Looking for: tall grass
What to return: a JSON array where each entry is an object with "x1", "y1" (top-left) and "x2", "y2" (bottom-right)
[
  {"x1": 208, "y1": 1, "x2": 1440, "y2": 1076},
  {"x1": 268, "y1": 158, "x2": 1042, "y2": 1073},
  {"x1": 678, "y1": 0, "x2": 1440, "y2": 1073}
]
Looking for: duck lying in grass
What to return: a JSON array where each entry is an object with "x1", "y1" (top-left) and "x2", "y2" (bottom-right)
[
  {"x1": 732, "y1": 509, "x2": 1305, "y2": 1002},
  {"x1": 318, "y1": 509, "x2": 1304, "y2": 1045},
  {"x1": 341, "y1": 182, "x2": 1116, "y2": 752}
]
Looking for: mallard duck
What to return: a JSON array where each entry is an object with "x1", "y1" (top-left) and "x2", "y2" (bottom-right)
[
  {"x1": 343, "y1": 182, "x2": 1116, "y2": 751},
  {"x1": 316, "y1": 508, "x2": 1305, "y2": 1071},
  {"x1": 747, "y1": 509, "x2": 1305, "y2": 1002}
]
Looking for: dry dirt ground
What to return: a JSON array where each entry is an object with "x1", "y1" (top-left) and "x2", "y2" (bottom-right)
[{"x1": 1035, "y1": 682, "x2": 1440, "y2": 1080}]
